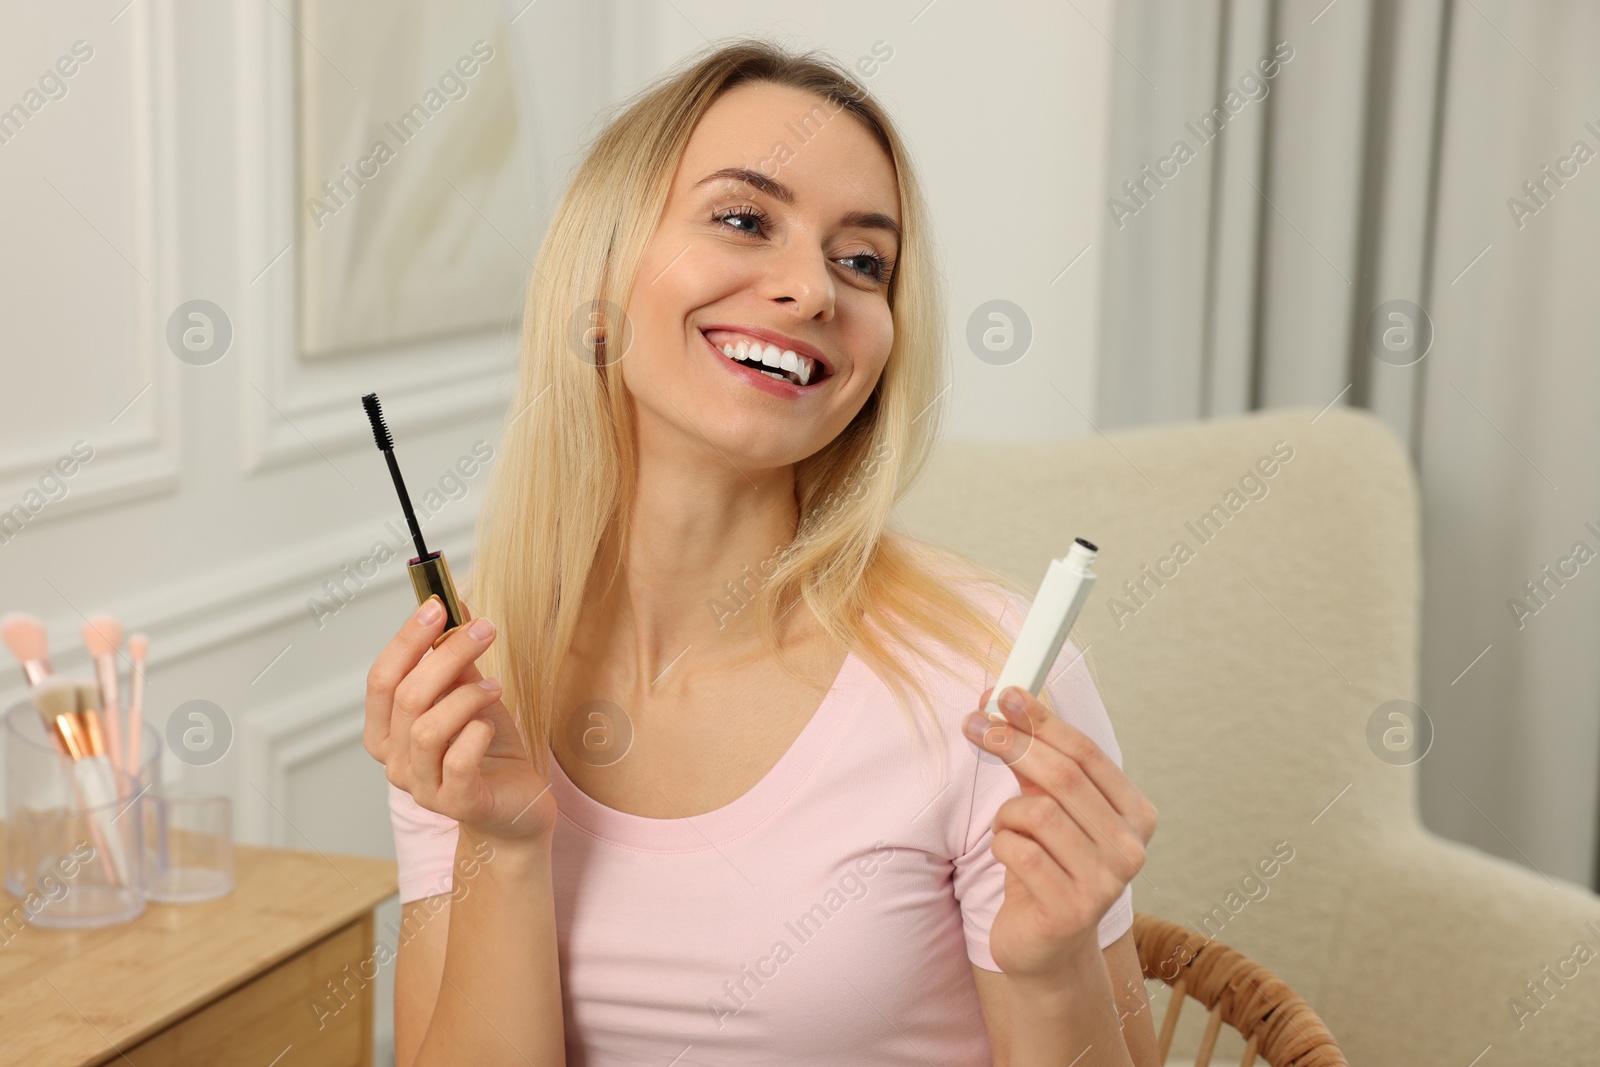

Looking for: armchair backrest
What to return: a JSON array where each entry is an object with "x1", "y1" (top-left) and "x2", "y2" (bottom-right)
[{"x1": 893, "y1": 406, "x2": 1422, "y2": 1006}]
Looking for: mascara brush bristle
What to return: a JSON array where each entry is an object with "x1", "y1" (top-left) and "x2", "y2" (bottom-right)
[
  {"x1": 361, "y1": 393, "x2": 393, "y2": 451},
  {"x1": 361, "y1": 391, "x2": 430, "y2": 561}
]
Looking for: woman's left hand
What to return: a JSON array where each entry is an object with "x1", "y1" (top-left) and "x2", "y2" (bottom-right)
[{"x1": 963, "y1": 685, "x2": 1159, "y2": 984}]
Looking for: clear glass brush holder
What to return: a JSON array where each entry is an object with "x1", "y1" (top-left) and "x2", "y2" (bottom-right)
[
  {"x1": 143, "y1": 788, "x2": 233, "y2": 903},
  {"x1": 3, "y1": 699, "x2": 162, "y2": 928}
]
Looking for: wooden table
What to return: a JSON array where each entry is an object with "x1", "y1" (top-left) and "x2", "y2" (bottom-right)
[{"x1": 0, "y1": 821, "x2": 397, "y2": 1066}]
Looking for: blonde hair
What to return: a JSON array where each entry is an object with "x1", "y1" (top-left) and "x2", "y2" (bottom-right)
[{"x1": 471, "y1": 36, "x2": 1066, "y2": 787}]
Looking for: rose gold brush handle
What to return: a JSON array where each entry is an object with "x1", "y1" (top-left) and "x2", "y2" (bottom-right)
[
  {"x1": 47, "y1": 713, "x2": 123, "y2": 887},
  {"x1": 126, "y1": 641, "x2": 146, "y2": 774},
  {"x1": 90, "y1": 657, "x2": 122, "y2": 773}
]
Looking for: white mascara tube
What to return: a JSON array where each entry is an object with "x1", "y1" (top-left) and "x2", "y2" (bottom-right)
[{"x1": 984, "y1": 537, "x2": 1098, "y2": 720}]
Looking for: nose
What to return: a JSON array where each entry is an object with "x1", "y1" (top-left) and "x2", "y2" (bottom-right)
[{"x1": 760, "y1": 239, "x2": 835, "y2": 323}]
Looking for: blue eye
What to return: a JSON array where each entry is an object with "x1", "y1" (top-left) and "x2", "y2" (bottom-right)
[
  {"x1": 711, "y1": 206, "x2": 895, "y2": 284},
  {"x1": 713, "y1": 206, "x2": 767, "y2": 235},
  {"x1": 839, "y1": 252, "x2": 893, "y2": 282}
]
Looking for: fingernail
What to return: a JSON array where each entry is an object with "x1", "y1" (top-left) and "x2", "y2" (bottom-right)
[
  {"x1": 467, "y1": 617, "x2": 495, "y2": 640},
  {"x1": 1000, "y1": 686, "x2": 1027, "y2": 717},
  {"x1": 478, "y1": 677, "x2": 501, "y2": 692},
  {"x1": 417, "y1": 597, "x2": 444, "y2": 625},
  {"x1": 962, "y1": 713, "x2": 987, "y2": 742}
]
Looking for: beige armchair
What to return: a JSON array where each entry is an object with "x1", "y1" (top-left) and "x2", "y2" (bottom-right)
[{"x1": 894, "y1": 406, "x2": 1600, "y2": 1067}]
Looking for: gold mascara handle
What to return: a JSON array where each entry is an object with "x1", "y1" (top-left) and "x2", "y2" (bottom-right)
[{"x1": 408, "y1": 551, "x2": 470, "y2": 649}]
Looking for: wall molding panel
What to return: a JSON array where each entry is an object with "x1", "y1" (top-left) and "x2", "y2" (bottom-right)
[
  {"x1": 238, "y1": 668, "x2": 367, "y2": 846},
  {"x1": 230, "y1": 0, "x2": 517, "y2": 480},
  {"x1": 0, "y1": 0, "x2": 182, "y2": 528},
  {"x1": 0, "y1": 510, "x2": 477, "y2": 726}
]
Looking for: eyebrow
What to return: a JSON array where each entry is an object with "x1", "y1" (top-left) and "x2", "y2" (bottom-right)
[{"x1": 694, "y1": 166, "x2": 902, "y2": 246}]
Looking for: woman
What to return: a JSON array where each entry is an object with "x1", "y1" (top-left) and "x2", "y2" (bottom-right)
[{"x1": 366, "y1": 38, "x2": 1161, "y2": 1066}]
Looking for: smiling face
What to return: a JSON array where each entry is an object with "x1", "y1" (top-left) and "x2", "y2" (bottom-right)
[{"x1": 619, "y1": 80, "x2": 902, "y2": 471}]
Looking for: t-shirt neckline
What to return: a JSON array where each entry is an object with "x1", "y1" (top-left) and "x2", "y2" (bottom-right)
[{"x1": 547, "y1": 648, "x2": 871, "y2": 852}]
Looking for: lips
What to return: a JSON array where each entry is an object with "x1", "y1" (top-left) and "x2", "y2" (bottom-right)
[
  {"x1": 700, "y1": 330, "x2": 827, "y2": 396},
  {"x1": 699, "y1": 328, "x2": 834, "y2": 393}
]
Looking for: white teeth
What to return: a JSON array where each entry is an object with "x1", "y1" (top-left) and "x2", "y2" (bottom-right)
[{"x1": 707, "y1": 331, "x2": 825, "y2": 386}]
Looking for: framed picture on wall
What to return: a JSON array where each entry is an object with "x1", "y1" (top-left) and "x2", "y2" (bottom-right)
[{"x1": 295, "y1": 0, "x2": 537, "y2": 356}]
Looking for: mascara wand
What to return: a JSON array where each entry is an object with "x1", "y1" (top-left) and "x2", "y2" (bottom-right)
[
  {"x1": 361, "y1": 392, "x2": 469, "y2": 645},
  {"x1": 362, "y1": 393, "x2": 429, "y2": 562}
]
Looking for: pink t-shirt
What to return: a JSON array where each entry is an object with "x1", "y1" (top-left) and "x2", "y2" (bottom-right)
[{"x1": 389, "y1": 584, "x2": 1134, "y2": 1065}]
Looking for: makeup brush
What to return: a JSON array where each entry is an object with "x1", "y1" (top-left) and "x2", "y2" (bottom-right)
[
  {"x1": 82, "y1": 615, "x2": 124, "y2": 774},
  {"x1": 31, "y1": 676, "x2": 82, "y2": 763},
  {"x1": 2, "y1": 611, "x2": 52, "y2": 686},
  {"x1": 126, "y1": 632, "x2": 148, "y2": 777},
  {"x1": 125, "y1": 633, "x2": 160, "y2": 864},
  {"x1": 30, "y1": 678, "x2": 121, "y2": 886},
  {"x1": 73, "y1": 680, "x2": 131, "y2": 884},
  {"x1": 360, "y1": 393, "x2": 469, "y2": 646},
  {"x1": 3, "y1": 611, "x2": 71, "y2": 757}
]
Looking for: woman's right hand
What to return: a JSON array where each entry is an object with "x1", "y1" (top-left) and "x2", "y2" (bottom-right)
[{"x1": 364, "y1": 595, "x2": 557, "y2": 845}]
